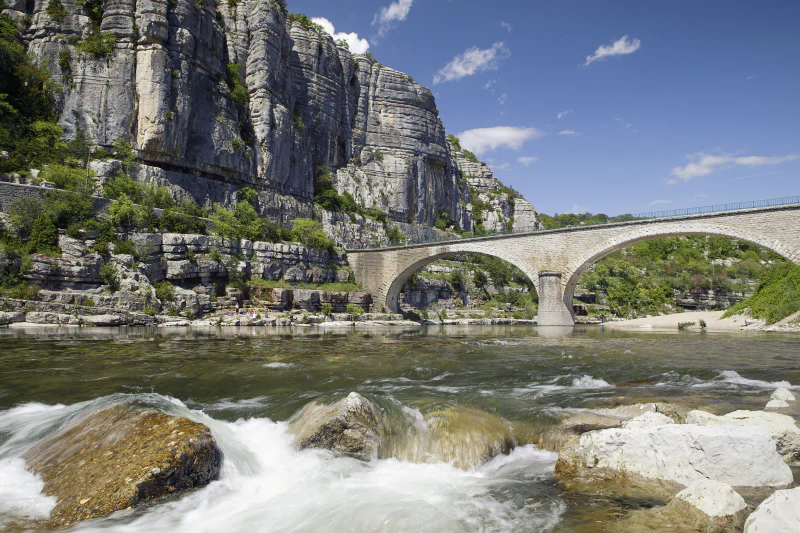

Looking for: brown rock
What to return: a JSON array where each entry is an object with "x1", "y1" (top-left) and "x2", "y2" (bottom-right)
[{"x1": 24, "y1": 404, "x2": 222, "y2": 526}]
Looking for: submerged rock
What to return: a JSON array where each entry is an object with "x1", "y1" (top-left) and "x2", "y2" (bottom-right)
[
  {"x1": 744, "y1": 487, "x2": 800, "y2": 532},
  {"x1": 23, "y1": 404, "x2": 222, "y2": 526},
  {"x1": 413, "y1": 406, "x2": 515, "y2": 469},
  {"x1": 288, "y1": 392, "x2": 384, "y2": 460},
  {"x1": 556, "y1": 424, "x2": 793, "y2": 489},
  {"x1": 686, "y1": 409, "x2": 800, "y2": 462},
  {"x1": 618, "y1": 479, "x2": 746, "y2": 533}
]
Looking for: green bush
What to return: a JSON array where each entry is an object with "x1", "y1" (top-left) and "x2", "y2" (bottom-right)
[
  {"x1": 155, "y1": 280, "x2": 176, "y2": 302},
  {"x1": 290, "y1": 218, "x2": 333, "y2": 251},
  {"x1": 678, "y1": 321, "x2": 695, "y2": 330},
  {"x1": 28, "y1": 214, "x2": 58, "y2": 253},
  {"x1": 41, "y1": 163, "x2": 87, "y2": 190},
  {"x1": 46, "y1": 0, "x2": 67, "y2": 22},
  {"x1": 287, "y1": 13, "x2": 323, "y2": 31},
  {"x1": 226, "y1": 63, "x2": 248, "y2": 108},
  {"x1": 386, "y1": 225, "x2": 406, "y2": 245},
  {"x1": 99, "y1": 263, "x2": 118, "y2": 290},
  {"x1": 321, "y1": 303, "x2": 332, "y2": 316},
  {"x1": 76, "y1": 30, "x2": 115, "y2": 57},
  {"x1": 346, "y1": 303, "x2": 364, "y2": 317}
]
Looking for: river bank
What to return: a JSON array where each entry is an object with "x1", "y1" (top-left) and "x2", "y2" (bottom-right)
[{"x1": 607, "y1": 310, "x2": 800, "y2": 333}]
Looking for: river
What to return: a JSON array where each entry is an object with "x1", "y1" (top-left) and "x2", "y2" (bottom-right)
[{"x1": 1, "y1": 325, "x2": 798, "y2": 532}]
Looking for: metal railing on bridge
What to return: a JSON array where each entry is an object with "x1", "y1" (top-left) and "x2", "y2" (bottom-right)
[{"x1": 354, "y1": 195, "x2": 800, "y2": 250}]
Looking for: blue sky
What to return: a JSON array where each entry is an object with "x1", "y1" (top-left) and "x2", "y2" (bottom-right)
[{"x1": 290, "y1": 0, "x2": 799, "y2": 216}]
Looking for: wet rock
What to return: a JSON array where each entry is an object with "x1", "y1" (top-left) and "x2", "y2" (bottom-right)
[
  {"x1": 556, "y1": 424, "x2": 793, "y2": 489},
  {"x1": 687, "y1": 409, "x2": 800, "y2": 462},
  {"x1": 766, "y1": 399, "x2": 791, "y2": 409},
  {"x1": 288, "y1": 392, "x2": 384, "y2": 460},
  {"x1": 771, "y1": 388, "x2": 796, "y2": 402},
  {"x1": 419, "y1": 406, "x2": 515, "y2": 469},
  {"x1": 538, "y1": 403, "x2": 685, "y2": 452},
  {"x1": 618, "y1": 479, "x2": 746, "y2": 533},
  {"x1": 23, "y1": 404, "x2": 222, "y2": 527},
  {"x1": 744, "y1": 487, "x2": 800, "y2": 532}
]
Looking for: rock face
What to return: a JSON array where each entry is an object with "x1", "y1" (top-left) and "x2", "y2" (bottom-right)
[
  {"x1": 288, "y1": 392, "x2": 384, "y2": 460},
  {"x1": 23, "y1": 404, "x2": 222, "y2": 526},
  {"x1": 0, "y1": 0, "x2": 540, "y2": 230},
  {"x1": 744, "y1": 487, "x2": 800, "y2": 533},
  {"x1": 556, "y1": 424, "x2": 793, "y2": 489},
  {"x1": 686, "y1": 409, "x2": 800, "y2": 462}
]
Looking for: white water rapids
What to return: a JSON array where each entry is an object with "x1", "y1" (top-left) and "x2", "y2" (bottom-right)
[{"x1": 0, "y1": 395, "x2": 564, "y2": 533}]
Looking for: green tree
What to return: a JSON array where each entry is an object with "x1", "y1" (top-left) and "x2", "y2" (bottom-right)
[{"x1": 291, "y1": 218, "x2": 333, "y2": 251}]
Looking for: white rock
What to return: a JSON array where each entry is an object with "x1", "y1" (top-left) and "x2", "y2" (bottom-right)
[
  {"x1": 744, "y1": 487, "x2": 800, "y2": 532},
  {"x1": 771, "y1": 388, "x2": 796, "y2": 402},
  {"x1": 675, "y1": 478, "x2": 746, "y2": 518},
  {"x1": 767, "y1": 399, "x2": 791, "y2": 409},
  {"x1": 557, "y1": 424, "x2": 793, "y2": 488},
  {"x1": 621, "y1": 411, "x2": 675, "y2": 430}
]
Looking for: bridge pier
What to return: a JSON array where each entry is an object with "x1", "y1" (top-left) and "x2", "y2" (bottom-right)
[{"x1": 537, "y1": 272, "x2": 575, "y2": 326}]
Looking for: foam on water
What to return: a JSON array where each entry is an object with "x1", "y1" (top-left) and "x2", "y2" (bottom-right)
[
  {"x1": 0, "y1": 395, "x2": 564, "y2": 533},
  {"x1": 0, "y1": 458, "x2": 57, "y2": 523},
  {"x1": 512, "y1": 375, "x2": 612, "y2": 398}
]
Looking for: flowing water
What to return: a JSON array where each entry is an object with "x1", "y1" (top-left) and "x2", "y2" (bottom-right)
[{"x1": 0, "y1": 325, "x2": 799, "y2": 532}]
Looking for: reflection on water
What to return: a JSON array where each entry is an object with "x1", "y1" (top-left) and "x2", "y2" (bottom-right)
[{"x1": 0, "y1": 326, "x2": 798, "y2": 532}]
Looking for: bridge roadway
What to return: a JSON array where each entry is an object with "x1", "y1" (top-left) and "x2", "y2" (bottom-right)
[{"x1": 346, "y1": 203, "x2": 800, "y2": 326}]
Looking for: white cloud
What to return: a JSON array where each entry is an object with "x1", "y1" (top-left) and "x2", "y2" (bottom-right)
[
  {"x1": 584, "y1": 35, "x2": 641, "y2": 66},
  {"x1": 558, "y1": 129, "x2": 580, "y2": 136},
  {"x1": 666, "y1": 178, "x2": 678, "y2": 186},
  {"x1": 372, "y1": 0, "x2": 414, "y2": 36},
  {"x1": 484, "y1": 79, "x2": 498, "y2": 90},
  {"x1": 498, "y1": 92, "x2": 507, "y2": 105},
  {"x1": 496, "y1": 162, "x2": 511, "y2": 170},
  {"x1": 458, "y1": 126, "x2": 543, "y2": 156},
  {"x1": 433, "y1": 42, "x2": 510, "y2": 85},
  {"x1": 499, "y1": 21, "x2": 512, "y2": 34},
  {"x1": 671, "y1": 152, "x2": 798, "y2": 182},
  {"x1": 517, "y1": 156, "x2": 538, "y2": 166},
  {"x1": 571, "y1": 203, "x2": 587, "y2": 214},
  {"x1": 312, "y1": 17, "x2": 370, "y2": 54},
  {"x1": 648, "y1": 199, "x2": 672, "y2": 206},
  {"x1": 557, "y1": 109, "x2": 572, "y2": 120}
]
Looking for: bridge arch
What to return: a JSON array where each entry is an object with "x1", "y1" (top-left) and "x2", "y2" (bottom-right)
[
  {"x1": 383, "y1": 246, "x2": 539, "y2": 314},
  {"x1": 562, "y1": 222, "x2": 799, "y2": 306}
]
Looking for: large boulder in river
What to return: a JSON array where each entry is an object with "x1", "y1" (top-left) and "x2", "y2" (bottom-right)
[
  {"x1": 24, "y1": 405, "x2": 222, "y2": 526},
  {"x1": 686, "y1": 409, "x2": 800, "y2": 462},
  {"x1": 556, "y1": 424, "x2": 793, "y2": 489},
  {"x1": 288, "y1": 392, "x2": 384, "y2": 460},
  {"x1": 744, "y1": 487, "x2": 800, "y2": 532},
  {"x1": 537, "y1": 403, "x2": 685, "y2": 452}
]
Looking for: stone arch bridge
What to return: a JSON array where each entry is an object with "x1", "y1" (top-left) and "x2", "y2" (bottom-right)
[{"x1": 346, "y1": 203, "x2": 800, "y2": 326}]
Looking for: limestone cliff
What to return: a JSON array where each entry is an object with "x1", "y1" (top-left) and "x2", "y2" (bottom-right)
[{"x1": 3, "y1": 0, "x2": 534, "y2": 231}]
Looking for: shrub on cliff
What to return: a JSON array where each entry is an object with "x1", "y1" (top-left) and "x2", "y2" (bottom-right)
[{"x1": 290, "y1": 218, "x2": 333, "y2": 251}]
